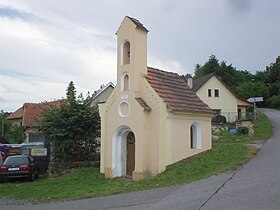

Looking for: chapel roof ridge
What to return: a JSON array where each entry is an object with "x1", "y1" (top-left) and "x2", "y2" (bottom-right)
[{"x1": 126, "y1": 16, "x2": 149, "y2": 32}]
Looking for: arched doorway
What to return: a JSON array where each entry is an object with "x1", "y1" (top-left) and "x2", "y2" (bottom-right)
[
  {"x1": 112, "y1": 126, "x2": 135, "y2": 178},
  {"x1": 126, "y1": 132, "x2": 135, "y2": 176}
]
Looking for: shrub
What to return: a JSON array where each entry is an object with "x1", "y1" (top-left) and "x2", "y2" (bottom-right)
[
  {"x1": 237, "y1": 127, "x2": 249, "y2": 135},
  {"x1": 267, "y1": 95, "x2": 280, "y2": 109}
]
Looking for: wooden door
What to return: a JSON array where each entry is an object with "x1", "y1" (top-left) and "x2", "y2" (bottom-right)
[{"x1": 126, "y1": 132, "x2": 135, "y2": 176}]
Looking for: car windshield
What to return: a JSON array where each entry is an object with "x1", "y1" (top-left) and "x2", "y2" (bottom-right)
[{"x1": 3, "y1": 157, "x2": 29, "y2": 165}]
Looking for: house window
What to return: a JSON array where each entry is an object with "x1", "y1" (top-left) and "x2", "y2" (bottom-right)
[
  {"x1": 190, "y1": 123, "x2": 201, "y2": 149},
  {"x1": 121, "y1": 41, "x2": 130, "y2": 65},
  {"x1": 214, "y1": 89, "x2": 219, "y2": 97},
  {"x1": 208, "y1": 89, "x2": 212, "y2": 97},
  {"x1": 121, "y1": 72, "x2": 130, "y2": 92}
]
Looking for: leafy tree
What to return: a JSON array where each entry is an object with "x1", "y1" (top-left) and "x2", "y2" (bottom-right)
[
  {"x1": 0, "y1": 111, "x2": 10, "y2": 137},
  {"x1": 194, "y1": 55, "x2": 220, "y2": 79},
  {"x1": 40, "y1": 82, "x2": 100, "y2": 162},
  {"x1": 184, "y1": 54, "x2": 279, "y2": 108},
  {"x1": 236, "y1": 82, "x2": 270, "y2": 101},
  {"x1": 6, "y1": 124, "x2": 25, "y2": 144},
  {"x1": 0, "y1": 111, "x2": 24, "y2": 144},
  {"x1": 180, "y1": 73, "x2": 193, "y2": 81},
  {"x1": 267, "y1": 95, "x2": 280, "y2": 109},
  {"x1": 265, "y1": 56, "x2": 280, "y2": 85},
  {"x1": 254, "y1": 56, "x2": 280, "y2": 107},
  {"x1": 66, "y1": 81, "x2": 77, "y2": 106},
  {"x1": 192, "y1": 55, "x2": 253, "y2": 91},
  {"x1": 254, "y1": 71, "x2": 267, "y2": 83}
]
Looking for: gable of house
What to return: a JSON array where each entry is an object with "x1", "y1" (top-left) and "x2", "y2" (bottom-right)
[
  {"x1": 91, "y1": 82, "x2": 115, "y2": 106},
  {"x1": 192, "y1": 73, "x2": 215, "y2": 92},
  {"x1": 5, "y1": 107, "x2": 24, "y2": 126},
  {"x1": 195, "y1": 75, "x2": 237, "y2": 113},
  {"x1": 192, "y1": 74, "x2": 252, "y2": 122}
]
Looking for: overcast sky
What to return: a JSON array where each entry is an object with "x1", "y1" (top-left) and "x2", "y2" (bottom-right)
[{"x1": 0, "y1": 0, "x2": 280, "y2": 112}]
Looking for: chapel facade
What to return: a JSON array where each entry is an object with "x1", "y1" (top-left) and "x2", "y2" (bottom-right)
[{"x1": 99, "y1": 16, "x2": 213, "y2": 180}]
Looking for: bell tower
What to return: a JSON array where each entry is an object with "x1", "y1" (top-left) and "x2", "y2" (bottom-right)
[{"x1": 116, "y1": 16, "x2": 148, "y2": 95}]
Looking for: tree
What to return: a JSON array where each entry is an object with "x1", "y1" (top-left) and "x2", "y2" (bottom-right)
[
  {"x1": 180, "y1": 73, "x2": 193, "y2": 82},
  {"x1": 0, "y1": 111, "x2": 24, "y2": 144},
  {"x1": 194, "y1": 55, "x2": 220, "y2": 79},
  {"x1": 66, "y1": 81, "x2": 76, "y2": 106},
  {"x1": 193, "y1": 55, "x2": 253, "y2": 91},
  {"x1": 254, "y1": 71, "x2": 268, "y2": 83},
  {"x1": 184, "y1": 54, "x2": 279, "y2": 108},
  {"x1": 265, "y1": 56, "x2": 280, "y2": 85},
  {"x1": 40, "y1": 82, "x2": 100, "y2": 162},
  {"x1": 267, "y1": 95, "x2": 280, "y2": 109},
  {"x1": 5, "y1": 124, "x2": 24, "y2": 144},
  {"x1": 236, "y1": 81, "x2": 270, "y2": 102}
]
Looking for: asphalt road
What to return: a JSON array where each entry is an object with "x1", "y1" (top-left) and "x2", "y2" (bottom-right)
[{"x1": 1, "y1": 108, "x2": 279, "y2": 210}]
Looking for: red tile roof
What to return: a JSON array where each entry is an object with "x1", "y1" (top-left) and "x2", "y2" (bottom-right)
[
  {"x1": 127, "y1": 16, "x2": 149, "y2": 32},
  {"x1": 22, "y1": 101, "x2": 61, "y2": 127},
  {"x1": 6, "y1": 100, "x2": 61, "y2": 128},
  {"x1": 6, "y1": 107, "x2": 24, "y2": 120},
  {"x1": 145, "y1": 67, "x2": 212, "y2": 114}
]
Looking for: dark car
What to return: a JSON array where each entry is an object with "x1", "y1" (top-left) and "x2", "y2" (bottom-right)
[{"x1": 0, "y1": 155, "x2": 38, "y2": 182}]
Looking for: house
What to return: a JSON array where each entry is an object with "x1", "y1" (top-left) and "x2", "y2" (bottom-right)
[
  {"x1": 91, "y1": 82, "x2": 115, "y2": 106},
  {"x1": 189, "y1": 73, "x2": 252, "y2": 122},
  {"x1": 6, "y1": 100, "x2": 60, "y2": 143},
  {"x1": 99, "y1": 16, "x2": 213, "y2": 181}
]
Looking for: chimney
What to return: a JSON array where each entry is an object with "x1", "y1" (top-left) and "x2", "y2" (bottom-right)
[{"x1": 187, "y1": 78, "x2": 193, "y2": 89}]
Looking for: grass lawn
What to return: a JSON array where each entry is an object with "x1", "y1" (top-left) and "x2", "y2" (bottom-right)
[{"x1": 0, "y1": 112, "x2": 273, "y2": 201}]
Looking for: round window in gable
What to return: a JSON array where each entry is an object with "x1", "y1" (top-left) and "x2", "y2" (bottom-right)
[{"x1": 118, "y1": 101, "x2": 130, "y2": 118}]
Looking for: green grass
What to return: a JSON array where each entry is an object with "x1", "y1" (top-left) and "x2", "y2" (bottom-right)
[
  {"x1": 253, "y1": 111, "x2": 273, "y2": 140},
  {"x1": 0, "y1": 111, "x2": 273, "y2": 201}
]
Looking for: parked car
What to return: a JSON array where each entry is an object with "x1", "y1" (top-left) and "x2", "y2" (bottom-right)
[{"x1": 0, "y1": 155, "x2": 38, "y2": 182}]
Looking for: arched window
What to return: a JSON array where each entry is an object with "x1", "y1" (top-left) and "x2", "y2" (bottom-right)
[
  {"x1": 121, "y1": 41, "x2": 130, "y2": 65},
  {"x1": 190, "y1": 123, "x2": 201, "y2": 149},
  {"x1": 121, "y1": 72, "x2": 130, "y2": 92},
  {"x1": 124, "y1": 74, "x2": 129, "y2": 91}
]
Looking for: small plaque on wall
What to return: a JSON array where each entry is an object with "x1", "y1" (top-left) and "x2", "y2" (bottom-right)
[{"x1": 121, "y1": 95, "x2": 128, "y2": 100}]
